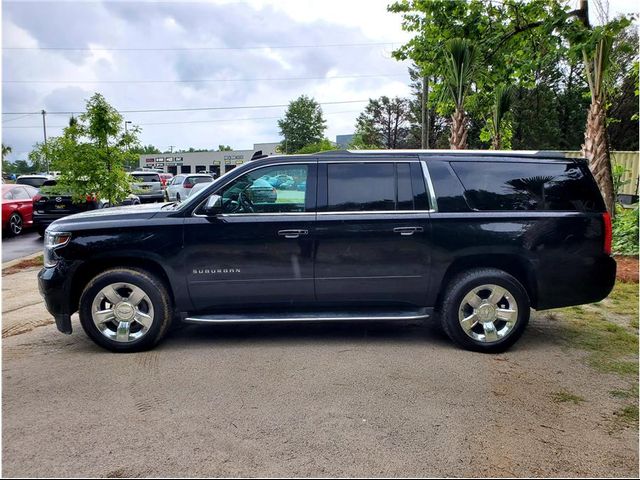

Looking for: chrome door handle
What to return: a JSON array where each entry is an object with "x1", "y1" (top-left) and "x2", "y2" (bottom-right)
[
  {"x1": 278, "y1": 229, "x2": 308, "y2": 239},
  {"x1": 393, "y1": 226, "x2": 423, "y2": 236}
]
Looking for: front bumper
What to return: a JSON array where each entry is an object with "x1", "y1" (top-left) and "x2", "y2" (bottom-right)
[{"x1": 38, "y1": 263, "x2": 75, "y2": 334}]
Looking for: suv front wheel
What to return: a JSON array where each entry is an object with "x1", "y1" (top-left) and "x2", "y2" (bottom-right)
[
  {"x1": 439, "y1": 268, "x2": 530, "y2": 353},
  {"x1": 79, "y1": 268, "x2": 173, "y2": 352}
]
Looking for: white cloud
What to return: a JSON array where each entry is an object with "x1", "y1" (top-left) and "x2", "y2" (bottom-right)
[{"x1": 2, "y1": 0, "x2": 413, "y2": 161}]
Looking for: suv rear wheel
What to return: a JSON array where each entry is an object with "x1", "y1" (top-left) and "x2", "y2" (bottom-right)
[
  {"x1": 79, "y1": 268, "x2": 172, "y2": 352},
  {"x1": 439, "y1": 268, "x2": 530, "y2": 353}
]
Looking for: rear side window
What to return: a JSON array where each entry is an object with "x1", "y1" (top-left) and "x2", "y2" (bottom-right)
[
  {"x1": 326, "y1": 162, "x2": 429, "y2": 212},
  {"x1": 451, "y1": 161, "x2": 604, "y2": 212}
]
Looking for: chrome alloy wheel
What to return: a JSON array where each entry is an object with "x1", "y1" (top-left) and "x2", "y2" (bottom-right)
[
  {"x1": 458, "y1": 284, "x2": 518, "y2": 343},
  {"x1": 91, "y1": 282, "x2": 155, "y2": 343},
  {"x1": 9, "y1": 213, "x2": 22, "y2": 235}
]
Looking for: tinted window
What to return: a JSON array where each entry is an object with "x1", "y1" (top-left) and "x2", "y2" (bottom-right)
[
  {"x1": 132, "y1": 173, "x2": 161, "y2": 183},
  {"x1": 451, "y1": 161, "x2": 604, "y2": 212},
  {"x1": 327, "y1": 163, "x2": 395, "y2": 211},
  {"x1": 217, "y1": 164, "x2": 308, "y2": 214}
]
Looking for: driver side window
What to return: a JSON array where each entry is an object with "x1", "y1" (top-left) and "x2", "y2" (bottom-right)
[{"x1": 219, "y1": 164, "x2": 309, "y2": 214}]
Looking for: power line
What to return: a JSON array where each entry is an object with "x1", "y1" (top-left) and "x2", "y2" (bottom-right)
[
  {"x1": 2, "y1": 109, "x2": 362, "y2": 128},
  {"x1": 2, "y1": 99, "x2": 369, "y2": 115},
  {"x1": 3, "y1": 73, "x2": 407, "y2": 85},
  {"x1": 3, "y1": 41, "x2": 402, "y2": 52}
]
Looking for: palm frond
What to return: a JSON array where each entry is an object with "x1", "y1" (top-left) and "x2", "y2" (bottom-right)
[
  {"x1": 441, "y1": 38, "x2": 480, "y2": 109},
  {"x1": 491, "y1": 85, "x2": 515, "y2": 134}
]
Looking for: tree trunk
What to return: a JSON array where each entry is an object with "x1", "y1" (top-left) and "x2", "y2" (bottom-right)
[
  {"x1": 450, "y1": 108, "x2": 468, "y2": 149},
  {"x1": 582, "y1": 98, "x2": 615, "y2": 214},
  {"x1": 492, "y1": 133, "x2": 501, "y2": 150}
]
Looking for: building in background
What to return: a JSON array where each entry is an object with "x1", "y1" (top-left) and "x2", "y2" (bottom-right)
[
  {"x1": 139, "y1": 142, "x2": 279, "y2": 177},
  {"x1": 336, "y1": 134, "x2": 354, "y2": 148}
]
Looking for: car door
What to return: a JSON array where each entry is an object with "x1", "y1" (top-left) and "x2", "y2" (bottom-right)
[
  {"x1": 12, "y1": 187, "x2": 34, "y2": 225},
  {"x1": 314, "y1": 158, "x2": 432, "y2": 306},
  {"x1": 183, "y1": 161, "x2": 317, "y2": 311}
]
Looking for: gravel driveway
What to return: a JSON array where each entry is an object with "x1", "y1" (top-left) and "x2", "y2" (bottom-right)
[{"x1": 2, "y1": 268, "x2": 638, "y2": 477}]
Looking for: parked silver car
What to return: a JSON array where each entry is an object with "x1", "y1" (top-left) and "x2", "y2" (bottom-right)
[
  {"x1": 130, "y1": 172, "x2": 164, "y2": 203},
  {"x1": 166, "y1": 174, "x2": 213, "y2": 202}
]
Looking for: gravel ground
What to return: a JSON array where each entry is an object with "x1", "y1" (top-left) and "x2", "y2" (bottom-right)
[{"x1": 2, "y1": 268, "x2": 638, "y2": 477}]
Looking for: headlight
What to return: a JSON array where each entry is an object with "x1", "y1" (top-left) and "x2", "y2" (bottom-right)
[{"x1": 44, "y1": 231, "x2": 72, "y2": 268}]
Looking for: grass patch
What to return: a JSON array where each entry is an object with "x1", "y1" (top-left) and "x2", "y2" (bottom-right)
[
  {"x1": 613, "y1": 404, "x2": 639, "y2": 425},
  {"x1": 610, "y1": 383, "x2": 639, "y2": 399},
  {"x1": 556, "y1": 282, "x2": 638, "y2": 377},
  {"x1": 2, "y1": 255, "x2": 44, "y2": 276},
  {"x1": 552, "y1": 390, "x2": 585, "y2": 404}
]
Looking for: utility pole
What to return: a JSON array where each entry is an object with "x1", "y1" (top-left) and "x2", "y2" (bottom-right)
[
  {"x1": 41, "y1": 109, "x2": 48, "y2": 173},
  {"x1": 168, "y1": 145, "x2": 175, "y2": 154},
  {"x1": 421, "y1": 76, "x2": 429, "y2": 149}
]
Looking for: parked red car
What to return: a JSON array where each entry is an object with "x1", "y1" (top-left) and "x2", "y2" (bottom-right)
[
  {"x1": 2, "y1": 184, "x2": 39, "y2": 236},
  {"x1": 159, "y1": 173, "x2": 173, "y2": 188}
]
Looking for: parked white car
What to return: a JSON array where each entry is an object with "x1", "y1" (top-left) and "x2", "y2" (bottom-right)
[{"x1": 165, "y1": 173, "x2": 213, "y2": 202}]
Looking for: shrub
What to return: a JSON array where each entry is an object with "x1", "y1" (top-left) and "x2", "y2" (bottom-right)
[{"x1": 613, "y1": 205, "x2": 639, "y2": 255}]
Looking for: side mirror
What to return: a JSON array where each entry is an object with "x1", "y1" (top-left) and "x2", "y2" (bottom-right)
[{"x1": 202, "y1": 194, "x2": 222, "y2": 215}]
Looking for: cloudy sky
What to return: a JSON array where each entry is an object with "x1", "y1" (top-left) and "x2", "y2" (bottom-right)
[
  {"x1": 2, "y1": 0, "x2": 637, "y2": 162},
  {"x1": 1, "y1": 0, "x2": 415, "y2": 161}
]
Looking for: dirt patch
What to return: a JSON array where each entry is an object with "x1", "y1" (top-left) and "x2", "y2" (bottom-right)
[
  {"x1": 615, "y1": 255, "x2": 638, "y2": 283},
  {"x1": 2, "y1": 255, "x2": 43, "y2": 276}
]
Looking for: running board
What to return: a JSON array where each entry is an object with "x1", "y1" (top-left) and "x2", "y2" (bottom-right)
[{"x1": 184, "y1": 308, "x2": 431, "y2": 325}]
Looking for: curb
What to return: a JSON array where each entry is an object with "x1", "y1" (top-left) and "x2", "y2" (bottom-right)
[{"x1": 2, "y1": 251, "x2": 43, "y2": 270}]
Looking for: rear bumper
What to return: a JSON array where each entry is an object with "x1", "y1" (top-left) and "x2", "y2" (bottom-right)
[
  {"x1": 536, "y1": 255, "x2": 616, "y2": 310},
  {"x1": 32, "y1": 212, "x2": 67, "y2": 229},
  {"x1": 38, "y1": 262, "x2": 78, "y2": 334},
  {"x1": 137, "y1": 193, "x2": 164, "y2": 202}
]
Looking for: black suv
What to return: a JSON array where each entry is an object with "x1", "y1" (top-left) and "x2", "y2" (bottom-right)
[{"x1": 38, "y1": 150, "x2": 616, "y2": 353}]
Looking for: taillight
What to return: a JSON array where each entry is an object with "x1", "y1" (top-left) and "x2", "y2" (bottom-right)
[
  {"x1": 32, "y1": 194, "x2": 42, "y2": 203},
  {"x1": 184, "y1": 182, "x2": 193, "y2": 189},
  {"x1": 603, "y1": 212, "x2": 612, "y2": 255}
]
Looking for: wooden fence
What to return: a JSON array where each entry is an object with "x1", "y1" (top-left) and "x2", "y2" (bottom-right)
[{"x1": 562, "y1": 151, "x2": 639, "y2": 195}]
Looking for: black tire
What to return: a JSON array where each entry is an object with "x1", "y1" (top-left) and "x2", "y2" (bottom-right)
[
  {"x1": 79, "y1": 268, "x2": 173, "y2": 352},
  {"x1": 439, "y1": 268, "x2": 530, "y2": 353},
  {"x1": 176, "y1": 192, "x2": 181, "y2": 202},
  {"x1": 7, "y1": 212, "x2": 23, "y2": 236},
  {"x1": 36, "y1": 226, "x2": 46, "y2": 237}
]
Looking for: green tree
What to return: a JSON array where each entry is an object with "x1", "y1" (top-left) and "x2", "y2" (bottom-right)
[
  {"x1": 34, "y1": 93, "x2": 140, "y2": 204},
  {"x1": 217, "y1": 145, "x2": 233, "y2": 151},
  {"x1": 354, "y1": 96, "x2": 412, "y2": 149},
  {"x1": 131, "y1": 144, "x2": 161, "y2": 154},
  {"x1": 295, "y1": 138, "x2": 337, "y2": 154},
  {"x1": 277, "y1": 95, "x2": 326, "y2": 154}
]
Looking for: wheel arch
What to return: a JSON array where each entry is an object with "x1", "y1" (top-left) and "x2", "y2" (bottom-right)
[
  {"x1": 69, "y1": 256, "x2": 176, "y2": 315},
  {"x1": 435, "y1": 254, "x2": 538, "y2": 310}
]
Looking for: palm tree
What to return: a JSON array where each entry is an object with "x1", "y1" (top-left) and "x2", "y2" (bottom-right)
[
  {"x1": 2, "y1": 143, "x2": 12, "y2": 160},
  {"x1": 442, "y1": 38, "x2": 480, "y2": 149},
  {"x1": 582, "y1": 35, "x2": 615, "y2": 214},
  {"x1": 490, "y1": 85, "x2": 515, "y2": 150}
]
